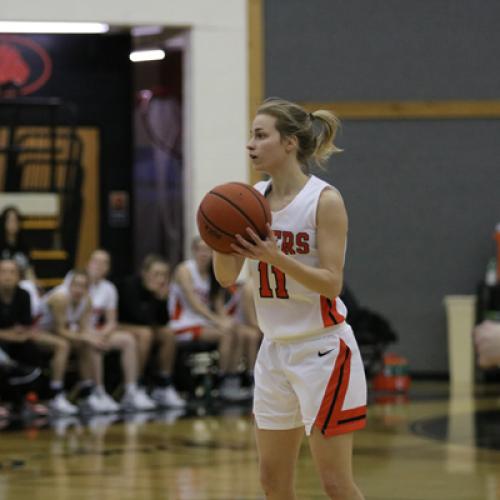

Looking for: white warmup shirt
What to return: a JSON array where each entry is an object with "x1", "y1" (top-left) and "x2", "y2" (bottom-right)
[{"x1": 169, "y1": 260, "x2": 211, "y2": 331}]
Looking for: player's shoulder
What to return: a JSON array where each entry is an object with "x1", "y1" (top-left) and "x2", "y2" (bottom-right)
[
  {"x1": 317, "y1": 185, "x2": 347, "y2": 227},
  {"x1": 319, "y1": 185, "x2": 343, "y2": 204},
  {"x1": 100, "y1": 279, "x2": 118, "y2": 294},
  {"x1": 174, "y1": 260, "x2": 193, "y2": 280},
  {"x1": 47, "y1": 288, "x2": 69, "y2": 307},
  {"x1": 310, "y1": 176, "x2": 343, "y2": 203},
  {"x1": 309, "y1": 175, "x2": 335, "y2": 193}
]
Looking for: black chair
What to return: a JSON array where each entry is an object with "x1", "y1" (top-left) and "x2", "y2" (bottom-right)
[{"x1": 173, "y1": 340, "x2": 219, "y2": 400}]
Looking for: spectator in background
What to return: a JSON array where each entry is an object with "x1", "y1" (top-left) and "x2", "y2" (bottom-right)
[
  {"x1": 82, "y1": 249, "x2": 154, "y2": 412},
  {"x1": 40, "y1": 270, "x2": 109, "y2": 414},
  {"x1": 169, "y1": 238, "x2": 249, "y2": 401},
  {"x1": 0, "y1": 206, "x2": 41, "y2": 317},
  {"x1": 0, "y1": 259, "x2": 73, "y2": 415},
  {"x1": 0, "y1": 206, "x2": 35, "y2": 280},
  {"x1": 225, "y1": 279, "x2": 262, "y2": 389},
  {"x1": 0, "y1": 206, "x2": 30, "y2": 270},
  {"x1": 118, "y1": 254, "x2": 185, "y2": 408},
  {"x1": 474, "y1": 320, "x2": 500, "y2": 368},
  {"x1": 44, "y1": 270, "x2": 149, "y2": 413}
]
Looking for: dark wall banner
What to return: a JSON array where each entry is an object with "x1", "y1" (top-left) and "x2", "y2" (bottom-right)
[
  {"x1": 0, "y1": 35, "x2": 53, "y2": 96},
  {"x1": 0, "y1": 33, "x2": 133, "y2": 277}
]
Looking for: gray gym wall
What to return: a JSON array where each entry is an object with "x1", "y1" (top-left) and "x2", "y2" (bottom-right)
[{"x1": 265, "y1": 0, "x2": 500, "y2": 374}]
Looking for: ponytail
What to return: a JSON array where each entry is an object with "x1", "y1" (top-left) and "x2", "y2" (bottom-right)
[{"x1": 310, "y1": 110, "x2": 342, "y2": 167}]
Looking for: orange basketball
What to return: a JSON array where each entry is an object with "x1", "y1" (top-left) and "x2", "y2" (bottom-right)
[{"x1": 196, "y1": 182, "x2": 272, "y2": 254}]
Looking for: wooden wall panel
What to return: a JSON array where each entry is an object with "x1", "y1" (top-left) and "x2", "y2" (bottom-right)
[
  {"x1": 248, "y1": 0, "x2": 265, "y2": 185},
  {"x1": 0, "y1": 126, "x2": 99, "y2": 269},
  {"x1": 299, "y1": 100, "x2": 500, "y2": 120},
  {"x1": 74, "y1": 127, "x2": 99, "y2": 269}
]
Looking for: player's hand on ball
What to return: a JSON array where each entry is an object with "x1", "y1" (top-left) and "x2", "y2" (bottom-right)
[{"x1": 231, "y1": 224, "x2": 281, "y2": 266}]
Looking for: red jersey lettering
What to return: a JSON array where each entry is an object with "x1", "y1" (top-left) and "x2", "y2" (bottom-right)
[
  {"x1": 296, "y1": 232, "x2": 310, "y2": 254},
  {"x1": 281, "y1": 231, "x2": 296, "y2": 255}
]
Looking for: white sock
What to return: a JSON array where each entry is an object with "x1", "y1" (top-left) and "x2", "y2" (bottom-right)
[
  {"x1": 94, "y1": 385, "x2": 106, "y2": 396},
  {"x1": 50, "y1": 381, "x2": 63, "y2": 391},
  {"x1": 125, "y1": 383, "x2": 137, "y2": 396}
]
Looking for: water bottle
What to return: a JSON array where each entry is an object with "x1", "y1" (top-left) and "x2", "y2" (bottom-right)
[{"x1": 485, "y1": 258, "x2": 497, "y2": 286}]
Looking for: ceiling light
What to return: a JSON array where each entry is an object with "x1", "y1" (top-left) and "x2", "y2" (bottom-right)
[
  {"x1": 0, "y1": 21, "x2": 109, "y2": 33},
  {"x1": 129, "y1": 49, "x2": 165, "y2": 62}
]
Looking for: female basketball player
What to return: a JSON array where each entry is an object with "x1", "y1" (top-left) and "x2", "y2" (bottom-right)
[
  {"x1": 169, "y1": 237, "x2": 250, "y2": 401},
  {"x1": 213, "y1": 98, "x2": 366, "y2": 500}
]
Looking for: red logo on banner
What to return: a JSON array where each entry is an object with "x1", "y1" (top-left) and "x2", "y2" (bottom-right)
[{"x1": 0, "y1": 35, "x2": 52, "y2": 96}]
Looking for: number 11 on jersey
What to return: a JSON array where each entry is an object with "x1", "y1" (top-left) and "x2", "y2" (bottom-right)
[{"x1": 258, "y1": 261, "x2": 289, "y2": 299}]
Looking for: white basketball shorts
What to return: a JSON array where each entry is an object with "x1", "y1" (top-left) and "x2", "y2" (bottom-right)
[{"x1": 253, "y1": 322, "x2": 367, "y2": 437}]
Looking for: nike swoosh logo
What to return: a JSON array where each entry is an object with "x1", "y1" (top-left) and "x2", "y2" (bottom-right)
[{"x1": 318, "y1": 348, "x2": 336, "y2": 357}]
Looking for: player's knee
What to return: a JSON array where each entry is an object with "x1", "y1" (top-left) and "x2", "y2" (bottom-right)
[
  {"x1": 120, "y1": 334, "x2": 136, "y2": 351},
  {"x1": 223, "y1": 326, "x2": 237, "y2": 339},
  {"x1": 321, "y1": 476, "x2": 354, "y2": 500},
  {"x1": 136, "y1": 326, "x2": 153, "y2": 343},
  {"x1": 55, "y1": 338, "x2": 70, "y2": 355},
  {"x1": 205, "y1": 329, "x2": 222, "y2": 342},
  {"x1": 259, "y1": 462, "x2": 292, "y2": 495},
  {"x1": 258, "y1": 469, "x2": 277, "y2": 495},
  {"x1": 157, "y1": 327, "x2": 174, "y2": 342},
  {"x1": 236, "y1": 325, "x2": 249, "y2": 340},
  {"x1": 239, "y1": 325, "x2": 259, "y2": 342}
]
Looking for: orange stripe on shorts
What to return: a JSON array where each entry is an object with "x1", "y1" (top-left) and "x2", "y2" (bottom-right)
[{"x1": 314, "y1": 339, "x2": 367, "y2": 436}]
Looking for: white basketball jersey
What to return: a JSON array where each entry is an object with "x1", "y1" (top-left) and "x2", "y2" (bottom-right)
[
  {"x1": 39, "y1": 285, "x2": 89, "y2": 333},
  {"x1": 62, "y1": 272, "x2": 117, "y2": 329},
  {"x1": 250, "y1": 175, "x2": 348, "y2": 341},
  {"x1": 168, "y1": 260, "x2": 211, "y2": 330},
  {"x1": 224, "y1": 284, "x2": 245, "y2": 323},
  {"x1": 88, "y1": 279, "x2": 118, "y2": 328}
]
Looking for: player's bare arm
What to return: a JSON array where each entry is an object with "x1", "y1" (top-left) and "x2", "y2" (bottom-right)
[
  {"x1": 78, "y1": 299, "x2": 106, "y2": 349},
  {"x1": 50, "y1": 293, "x2": 81, "y2": 342},
  {"x1": 78, "y1": 298, "x2": 93, "y2": 332},
  {"x1": 100, "y1": 307, "x2": 118, "y2": 336},
  {"x1": 213, "y1": 252, "x2": 245, "y2": 288},
  {"x1": 232, "y1": 188, "x2": 347, "y2": 299},
  {"x1": 0, "y1": 326, "x2": 32, "y2": 342}
]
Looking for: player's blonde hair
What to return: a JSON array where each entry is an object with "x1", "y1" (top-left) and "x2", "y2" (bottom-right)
[
  {"x1": 256, "y1": 98, "x2": 342, "y2": 170},
  {"x1": 70, "y1": 269, "x2": 89, "y2": 286}
]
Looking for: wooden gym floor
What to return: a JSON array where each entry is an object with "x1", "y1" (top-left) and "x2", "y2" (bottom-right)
[{"x1": 1, "y1": 382, "x2": 500, "y2": 500}]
